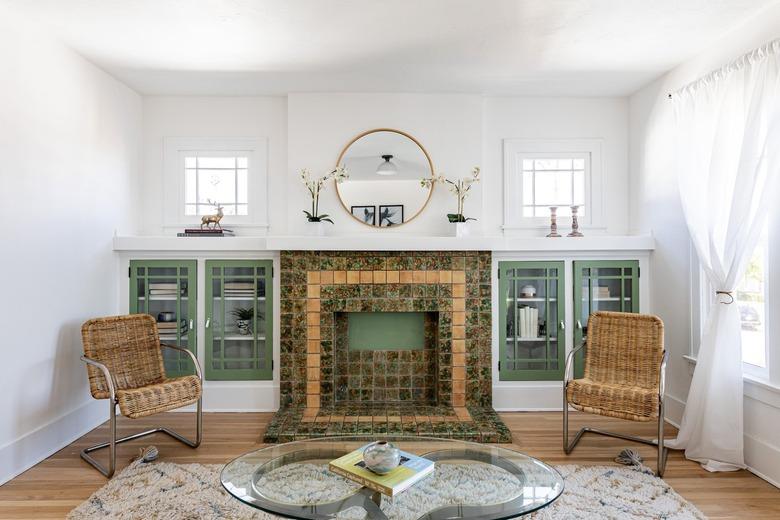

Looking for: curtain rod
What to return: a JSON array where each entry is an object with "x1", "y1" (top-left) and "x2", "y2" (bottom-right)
[{"x1": 666, "y1": 38, "x2": 779, "y2": 99}]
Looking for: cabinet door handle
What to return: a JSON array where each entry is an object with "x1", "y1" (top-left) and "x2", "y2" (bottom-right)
[
  {"x1": 189, "y1": 319, "x2": 194, "y2": 330},
  {"x1": 559, "y1": 321, "x2": 565, "y2": 330},
  {"x1": 205, "y1": 318, "x2": 211, "y2": 329},
  {"x1": 576, "y1": 320, "x2": 582, "y2": 329}
]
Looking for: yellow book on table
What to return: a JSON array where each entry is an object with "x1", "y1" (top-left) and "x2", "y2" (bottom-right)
[{"x1": 329, "y1": 444, "x2": 435, "y2": 497}]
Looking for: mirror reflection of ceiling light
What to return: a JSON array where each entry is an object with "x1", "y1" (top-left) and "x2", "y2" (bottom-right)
[{"x1": 376, "y1": 154, "x2": 398, "y2": 176}]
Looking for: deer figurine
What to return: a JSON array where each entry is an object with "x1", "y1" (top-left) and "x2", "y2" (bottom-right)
[{"x1": 200, "y1": 200, "x2": 224, "y2": 230}]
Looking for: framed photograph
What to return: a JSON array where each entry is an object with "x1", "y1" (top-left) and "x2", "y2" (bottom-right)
[
  {"x1": 351, "y1": 205, "x2": 376, "y2": 226},
  {"x1": 379, "y1": 205, "x2": 404, "y2": 227}
]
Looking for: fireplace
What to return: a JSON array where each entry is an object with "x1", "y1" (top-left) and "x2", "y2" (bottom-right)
[{"x1": 264, "y1": 251, "x2": 511, "y2": 443}]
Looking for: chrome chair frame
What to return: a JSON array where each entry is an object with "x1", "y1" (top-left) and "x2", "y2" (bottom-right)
[
  {"x1": 80, "y1": 343, "x2": 203, "y2": 478},
  {"x1": 563, "y1": 342, "x2": 669, "y2": 476}
]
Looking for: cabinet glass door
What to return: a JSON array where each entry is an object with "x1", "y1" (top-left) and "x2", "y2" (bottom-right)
[
  {"x1": 573, "y1": 260, "x2": 639, "y2": 377},
  {"x1": 206, "y1": 260, "x2": 273, "y2": 380},
  {"x1": 499, "y1": 261, "x2": 565, "y2": 381},
  {"x1": 129, "y1": 260, "x2": 197, "y2": 377}
]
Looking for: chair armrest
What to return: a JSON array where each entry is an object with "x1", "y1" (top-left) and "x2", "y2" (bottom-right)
[
  {"x1": 159, "y1": 343, "x2": 203, "y2": 382},
  {"x1": 564, "y1": 341, "x2": 587, "y2": 385},
  {"x1": 80, "y1": 355, "x2": 117, "y2": 401}
]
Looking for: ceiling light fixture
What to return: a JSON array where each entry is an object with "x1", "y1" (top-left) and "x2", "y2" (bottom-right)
[{"x1": 376, "y1": 154, "x2": 398, "y2": 176}]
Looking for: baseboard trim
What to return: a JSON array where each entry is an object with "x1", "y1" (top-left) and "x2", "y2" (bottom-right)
[
  {"x1": 662, "y1": 394, "x2": 780, "y2": 488},
  {"x1": 0, "y1": 399, "x2": 105, "y2": 486},
  {"x1": 744, "y1": 433, "x2": 780, "y2": 488},
  {"x1": 492, "y1": 383, "x2": 563, "y2": 410}
]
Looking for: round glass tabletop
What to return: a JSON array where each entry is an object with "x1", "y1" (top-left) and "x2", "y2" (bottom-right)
[{"x1": 221, "y1": 436, "x2": 564, "y2": 519}]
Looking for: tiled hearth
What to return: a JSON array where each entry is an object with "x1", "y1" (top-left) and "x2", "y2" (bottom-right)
[{"x1": 264, "y1": 250, "x2": 511, "y2": 443}]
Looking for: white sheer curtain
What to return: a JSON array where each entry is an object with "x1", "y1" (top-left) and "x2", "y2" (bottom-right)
[{"x1": 669, "y1": 39, "x2": 780, "y2": 471}]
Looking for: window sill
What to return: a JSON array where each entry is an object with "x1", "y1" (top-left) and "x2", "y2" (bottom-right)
[{"x1": 683, "y1": 355, "x2": 780, "y2": 408}]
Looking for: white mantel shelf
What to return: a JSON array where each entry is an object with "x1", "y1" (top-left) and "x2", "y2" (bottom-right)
[{"x1": 113, "y1": 234, "x2": 655, "y2": 252}]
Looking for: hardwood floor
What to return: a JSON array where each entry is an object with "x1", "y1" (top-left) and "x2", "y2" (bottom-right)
[{"x1": 0, "y1": 411, "x2": 777, "y2": 519}]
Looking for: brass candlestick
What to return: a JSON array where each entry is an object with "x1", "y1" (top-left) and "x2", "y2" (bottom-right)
[
  {"x1": 567, "y1": 205, "x2": 584, "y2": 237},
  {"x1": 546, "y1": 207, "x2": 561, "y2": 237}
]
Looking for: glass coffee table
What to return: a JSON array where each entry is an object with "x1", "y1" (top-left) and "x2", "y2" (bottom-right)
[{"x1": 221, "y1": 436, "x2": 563, "y2": 519}]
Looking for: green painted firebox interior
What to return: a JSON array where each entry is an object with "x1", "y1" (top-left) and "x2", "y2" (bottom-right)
[{"x1": 347, "y1": 312, "x2": 425, "y2": 350}]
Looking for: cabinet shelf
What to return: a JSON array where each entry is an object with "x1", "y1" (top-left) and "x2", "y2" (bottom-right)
[
  {"x1": 506, "y1": 337, "x2": 557, "y2": 342},
  {"x1": 507, "y1": 298, "x2": 557, "y2": 303},
  {"x1": 138, "y1": 296, "x2": 189, "y2": 301},
  {"x1": 219, "y1": 296, "x2": 267, "y2": 301},
  {"x1": 583, "y1": 297, "x2": 632, "y2": 301}
]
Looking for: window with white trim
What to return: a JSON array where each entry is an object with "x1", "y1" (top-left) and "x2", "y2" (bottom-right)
[
  {"x1": 503, "y1": 139, "x2": 603, "y2": 229},
  {"x1": 163, "y1": 137, "x2": 268, "y2": 229},
  {"x1": 520, "y1": 155, "x2": 587, "y2": 218},
  {"x1": 184, "y1": 154, "x2": 248, "y2": 216},
  {"x1": 695, "y1": 219, "x2": 775, "y2": 382},
  {"x1": 737, "y1": 227, "x2": 768, "y2": 370}
]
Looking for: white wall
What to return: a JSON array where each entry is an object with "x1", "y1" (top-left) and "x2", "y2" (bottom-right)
[
  {"x1": 140, "y1": 93, "x2": 632, "y2": 237},
  {"x1": 628, "y1": 2, "x2": 780, "y2": 485},
  {"x1": 141, "y1": 96, "x2": 287, "y2": 235},
  {"x1": 483, "y1": 97, "x2": 630, "y2": 236},
  {"x1": 0, "y1": 7, "x2": 142, "y2": 484},
  {"x1": 287, "y1": 93, "x2": 484, "y2": 236}
]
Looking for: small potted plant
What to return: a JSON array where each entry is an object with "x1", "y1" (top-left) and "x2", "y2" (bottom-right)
[
  {"x1": 421, "y1": 167, "x2": 480, "y2": 237},
  {"x1": 300, "y1": 166, "x2": 349, "y2": 236},
  {"x1": 231, "y1": 307, "x2": 254, "y2": 335}
]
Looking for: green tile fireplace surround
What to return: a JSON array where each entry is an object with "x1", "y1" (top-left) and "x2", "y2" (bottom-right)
[{"x1": 264, "y1": 250, "x2": 512, "y2": 443}]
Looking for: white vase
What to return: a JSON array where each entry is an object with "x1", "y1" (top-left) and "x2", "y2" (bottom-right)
[
  {"x1": 453, "y1": 221, "x2": 471, "y2": 237},
  {"x1": 305, "y1": 221, "x2": 327, "y2": 236}
]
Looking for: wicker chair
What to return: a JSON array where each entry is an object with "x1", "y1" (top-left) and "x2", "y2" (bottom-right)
[
  {"x1": 563, "y1": 311, "x2": 668, "y2": 476},
  {"x1": 80, "y1": 314, "x2": 202, "y2": 477}
]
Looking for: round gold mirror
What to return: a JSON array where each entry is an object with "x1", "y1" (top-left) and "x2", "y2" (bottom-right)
[{"x1": 335, "y1": 129, "x2": 434, "y2": 227}]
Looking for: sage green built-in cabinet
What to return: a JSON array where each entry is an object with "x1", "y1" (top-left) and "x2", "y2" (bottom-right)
[
  {"x1": 129, "y1": 260, "x2": 197, "y2": 378},
  {"x1": 498, "y1": 261, "x2": 566, "y2": 381},
  {"x1": 205, "y1": 260, "x2": 273, "y2": 380},
  {"x1": 573, "y1": 260, "x2": 639, "y2": 378},
  {"x1": 129, "y1": 258, "x2": 273, "y2": 381},
  {"x1": 498, "y1": 259, "x2": 640, "y2": 382}
]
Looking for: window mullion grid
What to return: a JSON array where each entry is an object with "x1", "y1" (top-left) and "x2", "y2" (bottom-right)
[
  {"x1": 233, "y1": 156, "x2": 239, "y2": 216},
  {"x1": 531, "y1": 162, "x2": 537, "y2": 217},
  {"x1": 195, "y1": 155, "x2": 200, "y2": 215}
]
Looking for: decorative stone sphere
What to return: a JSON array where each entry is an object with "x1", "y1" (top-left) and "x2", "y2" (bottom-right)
[{"x1": 363, "y1": 441, "x2": 401, "y2": 474}]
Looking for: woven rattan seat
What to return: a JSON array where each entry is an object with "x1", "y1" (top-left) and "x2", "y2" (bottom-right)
[
  {"x1": 116, "y1": 375, "x2": 201, "y2": 419},
  {"x1": 566, "y1": 379, "x2": 659, "y2": 421}
]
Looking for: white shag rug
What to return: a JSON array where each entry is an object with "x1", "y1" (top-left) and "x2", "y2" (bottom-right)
[{"x1": 67, "y1": 460, "x2": 706, "y2": 519}]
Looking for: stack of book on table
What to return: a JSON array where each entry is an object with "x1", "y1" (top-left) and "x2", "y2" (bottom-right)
[
  {"x1": 518, "y1": 305, "x2": 539, "y2": 339},
  {"x1": 224, "y1": 282, "x2": 256, "y2": 298},
  {"x1": 177, "y1": 228, "x2": 234, "y2": 237},
  {"x1": 157, "y1": 320, "x2": 187, "y2": 336},
  {"x1": 149, "y1": 282, "x2": 179, "y2": 297},
  {"x1": 329, "y1": 443, "x2": 434, "y2": 497}
]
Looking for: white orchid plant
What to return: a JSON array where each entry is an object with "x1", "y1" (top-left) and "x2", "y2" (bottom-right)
[
  {"x1": 300, "y1": 166, "x2": 349, "y2": 223},
  {"x1": 421, "y1": 167, "x2": 480, "y2": 223}
]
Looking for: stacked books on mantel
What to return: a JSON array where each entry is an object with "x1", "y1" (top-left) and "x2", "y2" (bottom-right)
[
  {"x1": 329, "y1": 444, "x2": 434, "y2": 497},
  {"x1": 149, "y1": 282, "x2": 179, "y2": 297},
  {"x1": 177, "y1": 228, "x2": 235, "y2": 237},
  {"x1": 595, "y1": 286, "x2": 611, "y2": 299},
  {"x1": 157, "y1": 320, "x2": 187, "y2": 336},
  {"x1": 225, "y1": 282, "x2": 255, "y2": 298},
  {"x1": 518, "y1": 305, "x2": 539, "y2": 339}
]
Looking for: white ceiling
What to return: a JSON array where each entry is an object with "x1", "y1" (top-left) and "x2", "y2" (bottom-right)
[{"x1": 5, "y1": 0, "x2": 777, "y2": 96}]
